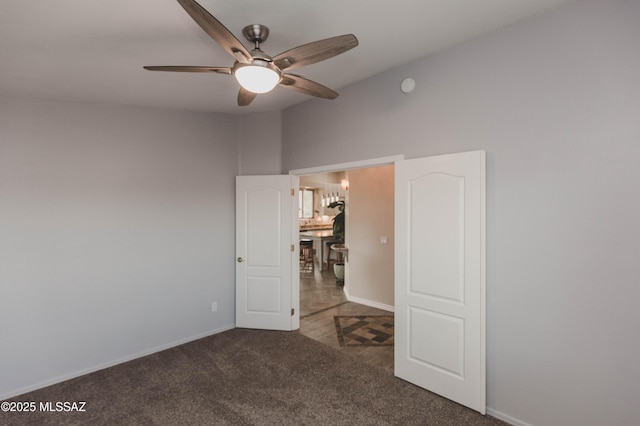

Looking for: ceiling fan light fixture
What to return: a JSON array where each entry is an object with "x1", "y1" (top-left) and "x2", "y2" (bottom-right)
[{"x1": 234, "y1": 61, "x2": 280, "y2": 94}]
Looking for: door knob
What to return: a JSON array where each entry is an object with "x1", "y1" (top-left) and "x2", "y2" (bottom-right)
[{"x1": 237, "y1": 257, "x2": 244, "y2": 262}]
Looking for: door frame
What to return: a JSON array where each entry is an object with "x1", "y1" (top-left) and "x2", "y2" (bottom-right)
[{"x1": 289, "y1": 155, "x2": 404, "y2": 329}]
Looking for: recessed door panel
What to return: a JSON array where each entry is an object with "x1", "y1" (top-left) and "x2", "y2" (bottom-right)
[
  {"x1": 246, "y1": 277, "x2": 281, "y2": 313},
  {"x1": 409, "y1": 307, "x2": 464, "y2": 378},
  {"x1": 246, "y1": 187, "x2": 281, "y2": 268},
  {"x1": 409, "y1": 173, "x2": 465, "y2": 304}
]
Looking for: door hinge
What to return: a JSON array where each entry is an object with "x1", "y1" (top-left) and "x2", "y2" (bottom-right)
[
  {"x1": 291, "y1": 308, "x2": 295, "y2": 316},
  {"x1": 291, "y1": 244, "x2": 295, "y2": 252},
  {"x1": 291, "y1": 188, "x2": 295, "y2": 196}
]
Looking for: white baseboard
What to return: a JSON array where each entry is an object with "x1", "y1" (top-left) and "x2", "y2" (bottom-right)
[
  {"x1": 346, "y1": 294, "x2": 394, "y2": 313},
  {"x1": 1, "y1": 323, "x2": 235, "y2": 401},
  {"x1": 486, "y1": 407, "x2": 530, "y2": 426}
]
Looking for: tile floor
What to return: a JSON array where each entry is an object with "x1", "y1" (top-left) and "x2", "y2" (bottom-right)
[{"x1": 298, "y1": 262, "x2": 394, "y2": 373}]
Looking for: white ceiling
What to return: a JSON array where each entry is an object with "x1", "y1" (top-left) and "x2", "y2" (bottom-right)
[{"x1": 0, "y1": 0, "x2": 576, "y2": 114}]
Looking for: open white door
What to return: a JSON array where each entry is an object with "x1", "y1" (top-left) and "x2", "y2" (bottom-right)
[
  {"x1": 236, "y1": 175, "x2": 298, "y2": 331},
  {"x1": 395, "y1": 150, "x2": 486, "y2": 413}
]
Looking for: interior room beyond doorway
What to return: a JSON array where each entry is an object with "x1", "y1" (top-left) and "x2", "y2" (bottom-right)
[
  {"x1": 298, "y1": 166, "x2": 395, "y2": 312},
  {"x1": 296, "y1": 165, "x2": 395, "y2": 372}
]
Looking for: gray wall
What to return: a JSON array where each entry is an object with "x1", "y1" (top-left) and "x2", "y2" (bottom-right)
[
  {"x1": 237, "y1": 111, "x2": 282, "y2": 175},
  {"x1": 282, "y1": 0, "x2": 640, "y2": 424},
  {"x1": 0, "y1": 97, "x2": 238, "y2": 398}
]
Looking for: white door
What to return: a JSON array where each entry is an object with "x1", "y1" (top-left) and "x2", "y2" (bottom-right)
[
  {"x1": 395, "y1": 150, "x2": 486, "y2": 413},
  {"x1": 236, "y1": 175, "x2": 298, "y2": 331}
]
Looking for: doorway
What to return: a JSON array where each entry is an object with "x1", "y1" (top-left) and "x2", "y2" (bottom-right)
[
  {"x1": 297, "y1": 166, "x2": 395, "y2": 309},
  {"x1": 292, "y1": 157, "x2": 400, "y2": 373}
]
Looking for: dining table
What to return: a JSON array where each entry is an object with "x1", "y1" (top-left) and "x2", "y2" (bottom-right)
[{"x1": 299, "y1": 229, "x2": 336, "y2": 271}]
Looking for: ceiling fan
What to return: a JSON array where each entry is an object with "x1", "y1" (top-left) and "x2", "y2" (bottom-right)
[{"x1": 144, "y1": 0, "x2": 359, "y2": 107}]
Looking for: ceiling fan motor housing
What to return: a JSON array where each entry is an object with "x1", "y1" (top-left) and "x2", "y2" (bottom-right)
[{"x1": 243, "y1": 24, "x2": 270, "y2": 47}]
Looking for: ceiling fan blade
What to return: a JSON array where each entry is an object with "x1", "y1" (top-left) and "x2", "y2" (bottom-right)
[
  {"x1": 143, "y1": 66, "x2": 232, "y2": 74},
  {"x1": 279, "y1": 74, "x2": 338, "y2": 99},
  {"x1": 273, "y1": 34, "x2": 358, "y2": 71},
  {"x1": 238, "y1": 87, "x2": 257, "y2": 106},
  {"x1": 177, "y1": 0, "x2": 252, "y2": 63}
]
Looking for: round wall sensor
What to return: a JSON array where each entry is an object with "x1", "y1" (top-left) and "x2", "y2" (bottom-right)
[{"x1": 401, "y1": 78, "x2": 415, "y2": 93}]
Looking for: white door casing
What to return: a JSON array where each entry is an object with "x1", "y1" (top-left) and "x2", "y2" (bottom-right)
[
  {"x1": 235, "y1": 175, "x2": 297, "y2": 331},
  {"x1": 394, "y1": 150, "x2": 486, "y2": 413}
]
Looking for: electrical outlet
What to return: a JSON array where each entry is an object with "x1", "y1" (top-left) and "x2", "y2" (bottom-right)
[
  {"x1": 211, "y1": 302, "x2": 218, "y2": 312},
  {"x1": 380, "y1": 236, "x2": 388, "y2": 244}
]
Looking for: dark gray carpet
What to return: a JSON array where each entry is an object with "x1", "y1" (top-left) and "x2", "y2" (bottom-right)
[{"x1": 1, "y1": 328, "x2": 506, "y2": 425}]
